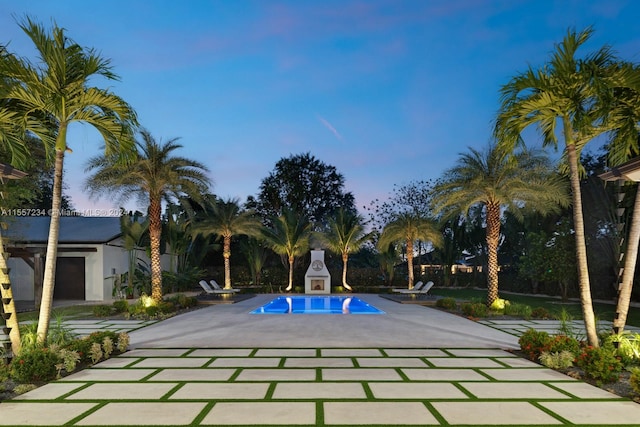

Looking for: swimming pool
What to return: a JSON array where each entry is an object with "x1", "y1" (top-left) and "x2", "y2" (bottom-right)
[{"x1": 250, "y1": 296, "x2": 385, "y2": 314}]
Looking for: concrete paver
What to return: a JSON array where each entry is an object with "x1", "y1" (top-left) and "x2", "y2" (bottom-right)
[
  {"x1": 284, "y1": 357, "x2": 353, "y2": 367},
  {"x1": 432, "y1": 401, "x2": 563, "y2": 425},
  {"x1": 459, "y1": 382, "x2": 570, "y2": 399},
  {"x1": 402, "y1": 368, "x2": 489, "y2": 381},
  {"x1": 356, "y1": 357, "x2": 428, "y2": 367},
  {"x1": 541, "y1": 401, "x2": 640, "y2": 424},
  {"x1": 202, "y1": 402, "x2": 316, "y2": 425},
  {"x1": 76, "y1": 402, "x2": 207, "y2": 426},
  {"x1": 235, "y1": 368, "x2": 316, "y2": 381},
  {"x1": 369, "y1": 382, "x2": 468, "y2": 399},
  {"x1": 272, "y1": 382, "x2": 366, "y2": 399},
  {"x1": 324, "y1": 402, "x2": 438, "y2": 425},
  {"x1": 322, "y1": 368, "x2": 402, "y2": 381},
  {"x1": 148, "y1": 368, "x2": 235, "y2": 381},
  {"x1": 427, "y1": 357, "x2": 503, "y2": 367},
  {"x1": 210, "y1": 357, "x2": 281, "y2": 367},
  {"x1": 66, "y1": 383, "x2": 177, "y2": 400},
  {"x1": 0, "y1": 402, "x2": 96, "y2": 426},
  {"x1": 170, "y1": 383, "x2": 270, "y2": 400},
  {"x1": 133, "y1": 357, "x2": 210, "y2": 367}
]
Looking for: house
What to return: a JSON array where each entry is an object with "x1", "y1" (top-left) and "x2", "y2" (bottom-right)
[{"x1": 4, "y1": 216, "x2": 171, "y2": 303}]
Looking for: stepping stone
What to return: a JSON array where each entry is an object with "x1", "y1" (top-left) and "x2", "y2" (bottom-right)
[
  {"x1": 148, "y1": 368, "x2": 235, "y2": 381},
  {"x1": 427, "y1": 357, "x2": 503, "y2": 368},
  {"x1": 59, "y1": 368, "x2": 156, "y2": 381},
  {"x1": 170, "y1": 383, "x2": 269, "y2": 400},
  {"x1": 12, "y1": 383, "x2": 85, "y2": 400},
  {"x1": 321, "y1": 349, "x2": 382, "y2": 357},
  {"x1": 133, "y1": 357, "x2": 209, "y2": 368},
  {"x1": 210, "y1": 357, "x2": 280, "y2": 367},
  {"x1": 324, "y1": 402, "x2": 438, "y2": 425},
  {"x1": 459, "y1": 382, "x2": 569, "y2": 399},
  {"x1": 235, "y1": 369, "x2": 316, "y2": 381},
  {"x1": 322, "y1": 368, "x2": 402, "y2": 381},
  {"x1": 0, "y1": 402, "x2": 96, "y2": 426},
  {"x1": 540, "y1": 401, "x2": 640, "y2": 425},
  {"x1": 285, "y1": 358, "x2": 353, "y2": 367},
  {"x1": 66, "y1": 383, "x2": 176, "y2": 400},
  {"x1": 384, "y1": 349, "x2": 447, "y2": 357},
  {"x1": 403, "y1": 368, "x2": 488, "y2": 381},
  {"x1": 202, "y1": 402, "x2": 315, "y2": 425},
  {"x1": 189, "y1": 349, "x2": 252, "y2": 357},
  {"x1": 357, "y1": 357, "x2": 428, "y2": 367},
  {"x1": 432, "y1": 401, "x2": 561, "y2": 425},
  {"x1": 369, "y1": 382, "x2": 468, "y2": 399},
  {"x1": 75, "y1": 402, "x2": 206, "y2": 426},
  {"x1": 255, "y1": 349, "x2": 316, "y2": 357},
  {"x1": 273, "y1": 382, "x2": 366, "y2": 399}
]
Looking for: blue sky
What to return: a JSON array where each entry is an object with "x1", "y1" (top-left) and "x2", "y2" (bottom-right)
[{"x1": 2, "y1": 0, "x2": 639, "y2": 215}]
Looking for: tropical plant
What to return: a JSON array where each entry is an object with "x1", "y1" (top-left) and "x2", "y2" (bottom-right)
[
  {"x1": 0, "y1": 17, "x2": 138, "y2": 342},
  {"x1": 377, "y1": 212, "x2": 441, "y2": 289},
  {"x1": 192, "y1": 197, "x2": 263, "y2": 289},
  {"x1": 118, "y1": 211, "x2": 149, "y2": 297},
  {"x1": 261, "y1": 208, "x2": 312, "y2": 291},
  {"x1": 495, "y1": 27, "x2": 634, "y2": 346},
  {"x1": 84, "y1": 130, "x2": 210, "y2": 302},
  {"x1": 315, "y1": 208, "x2": 372, "y2": 291},
  {"x1": 431, "y1": 144, "x2": 568, "y2": 306},
  {"x1": 240, "y1": 237, "x2": 269, "y2": 288}
]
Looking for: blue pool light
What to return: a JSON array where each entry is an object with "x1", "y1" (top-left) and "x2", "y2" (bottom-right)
[{"x1": 250, "y1": 296, "x2": 384, "y2": 314}]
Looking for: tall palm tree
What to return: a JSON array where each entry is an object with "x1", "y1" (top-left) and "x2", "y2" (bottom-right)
[
  {"x1": 430, "y1": 144, "x2": 568, "y2": 307},
  {"x1": 192, "y1": 197, "x2": 263, "y2": 289},
  {"x1": 261, "y1": 209, "x2": 312, "y2": 291},
  {"x1": 377, "y1": 212, "x2": 441, "y2": 290},
  {"x1": 495, "y1": 27, "x2": 628, "y2": 346},
  {"x1": 0, "y1": 18, "x2": 138, "y2": 342},
  {"x1": 315, "y1": 208, "x2": 372, "y2": 291},
  {"x1": 85, "y1": 130, "x2": 210, "y2": 303}
]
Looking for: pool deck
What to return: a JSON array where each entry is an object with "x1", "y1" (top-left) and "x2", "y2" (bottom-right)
[{"x1": 2, "y1": 293, "x2": 640, "y2": 426}]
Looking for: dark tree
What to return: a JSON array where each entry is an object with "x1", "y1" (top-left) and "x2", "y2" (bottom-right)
[{"x1": 255, "y1": 152, "x2": 355, "y2": 226}]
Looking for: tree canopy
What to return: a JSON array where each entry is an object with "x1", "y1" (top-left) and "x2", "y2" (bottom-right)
[{"x1": 255, "y1": 152, "x2": 355, "y2": 226}]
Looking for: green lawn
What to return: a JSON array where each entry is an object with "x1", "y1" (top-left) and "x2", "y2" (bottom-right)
[{"x1": 431, "y1": 287, "x2": 640, "y2": 328}]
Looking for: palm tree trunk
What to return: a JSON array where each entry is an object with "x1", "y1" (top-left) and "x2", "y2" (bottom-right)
[
  {"x1": 406, "y1": 239, "x2": 414, "y2": 289},
  {"x1": 485, "y1": 202, "x2": 501, "y2": 306},
  {"x1": 565, "y1": 130, "x2": 598, "y2": 347},
  {"x1": 613, "y1": 184, "x2": 640, "y2": 334},
  {"x1": 223, "y1": 235, "x2": 232, "y2": 289},
  {"x1": 0, "y1": 229, "x2": 20, "y2": 355},
  {"x1": 37, "y1": 146, "x2": 65, "y2": 343},
  {"x1": 286, "y1": 255, "x2": 294, "y2": 291},
  {"x1": 341, "y1": 252, "x2": 352, "y2": 291},
  {"x1": 149, "y1": 196, "x2": 163, "y2": 303}
]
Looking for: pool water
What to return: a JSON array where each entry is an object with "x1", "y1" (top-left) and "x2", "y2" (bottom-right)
[{"x1": 250, "y1": 296, "x2": 385, "y2": 314}]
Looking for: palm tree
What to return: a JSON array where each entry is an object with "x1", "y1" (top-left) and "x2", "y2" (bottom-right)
[
  {"x1": 84, "y1": 130, "x2": 210, "y2": 303},
  {"x1": 495, "y1": 27, "x2": 629, "y2": 346},
  {"x1": 315, "y1": 208, "x2": 372, "y2": 291},
  {"x1": 261, "y1": 209, "x2": 312, "y2": 291},
  {"x1": 0, "y1": 18, "x2": 138, "y2": 342},
  {"x1": 430, "y1": 144, "x2": 568, "y2": 307},
  {"x1": 377, "y1": 212, "x2": 441, "y2": 290},
  {"x1": 192, "y1": 197, "x2": 263, "y2": 289}
]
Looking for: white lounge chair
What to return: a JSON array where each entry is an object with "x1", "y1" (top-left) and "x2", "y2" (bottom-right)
[
  {"x1": 209, "y1": 280, "x2": 240, "y2": 293},
  {"x1": 393, "y1": 281, "x2": 424, "y2": 293}
]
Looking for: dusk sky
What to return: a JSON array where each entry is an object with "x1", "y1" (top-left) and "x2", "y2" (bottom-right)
[{"x1": 2, "y1": 1, "x2": 639, "y2": 215}]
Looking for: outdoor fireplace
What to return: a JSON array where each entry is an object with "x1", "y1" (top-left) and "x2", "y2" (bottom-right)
[{"x1": 304, "y1": 250, "x2": 331, "y2": 294}]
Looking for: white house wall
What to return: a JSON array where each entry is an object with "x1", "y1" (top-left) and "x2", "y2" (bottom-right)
[{"x1": 7, "y1": 257, "x2": 33, "y2": 301}]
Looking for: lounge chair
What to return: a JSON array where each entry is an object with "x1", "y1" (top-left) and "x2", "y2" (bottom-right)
[
  {"x1": 393, "y1": 281, "x2": 424, "y2": 293},
  {"x1": 209, "y1": 280, "x2": 240, "y2": 293},
  {"x1": 198, "y1": 280, "x2": 239, "y2": 294},
  {"x1": 419, "y1": 281, "x2": 435, "y2": 295}
]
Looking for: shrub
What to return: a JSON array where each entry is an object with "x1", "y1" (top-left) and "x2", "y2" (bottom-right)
[
  {"x1": 92, "y1": 305, "x2": 114, "y2": 317},
  {"x1": 576, "y1": 345, "x2": 623, "y2": 385},
  {"x1": 544, "y1": 335, "x2": 581, "y2": 356},
  {"x1": 531, "y1": 307, "x2": 553, "y2": 319},
  {"x1": 461, "y1": 302, "x2": 488, "y2": 318},
  {"x1": 436, "y1": 297, "x2": 457, "y2": 310},
  {"x1": 117, "y1": 332, "x2": 130, "y2": 352},
  {"x1": 603, "y1": 332, "x2": 640, "y2": 366},
  {"x1": 539, "y1": 350, "x2": 575, "y2": 369},
  {"x1": 158, "y1": 301, "x2": 175, "y2": 314},
  {"x1": 89, "y1": 342, "x2": 103, "y2": 364},
  {"x1": 630, "y1": 367, "x2": 640, "y2": 395},
  {"x1": 65, "y1": 337, "x2": 93, "y2": 363},
  {"x1": 102, "y1": 337, "x2": 114, "y2": 359},
  {"x1": 519, "y1": 329, "x2": 552, "y2": 361},
  {"x1": 10, "y1": 347, "x2": 60, "y2": 383},
  {"x1": 113, "y1": 300, "x2": 129, "y2": 313},
  {"x1": 164, "y1": 293, "x2": 197, "y2": 309}
]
